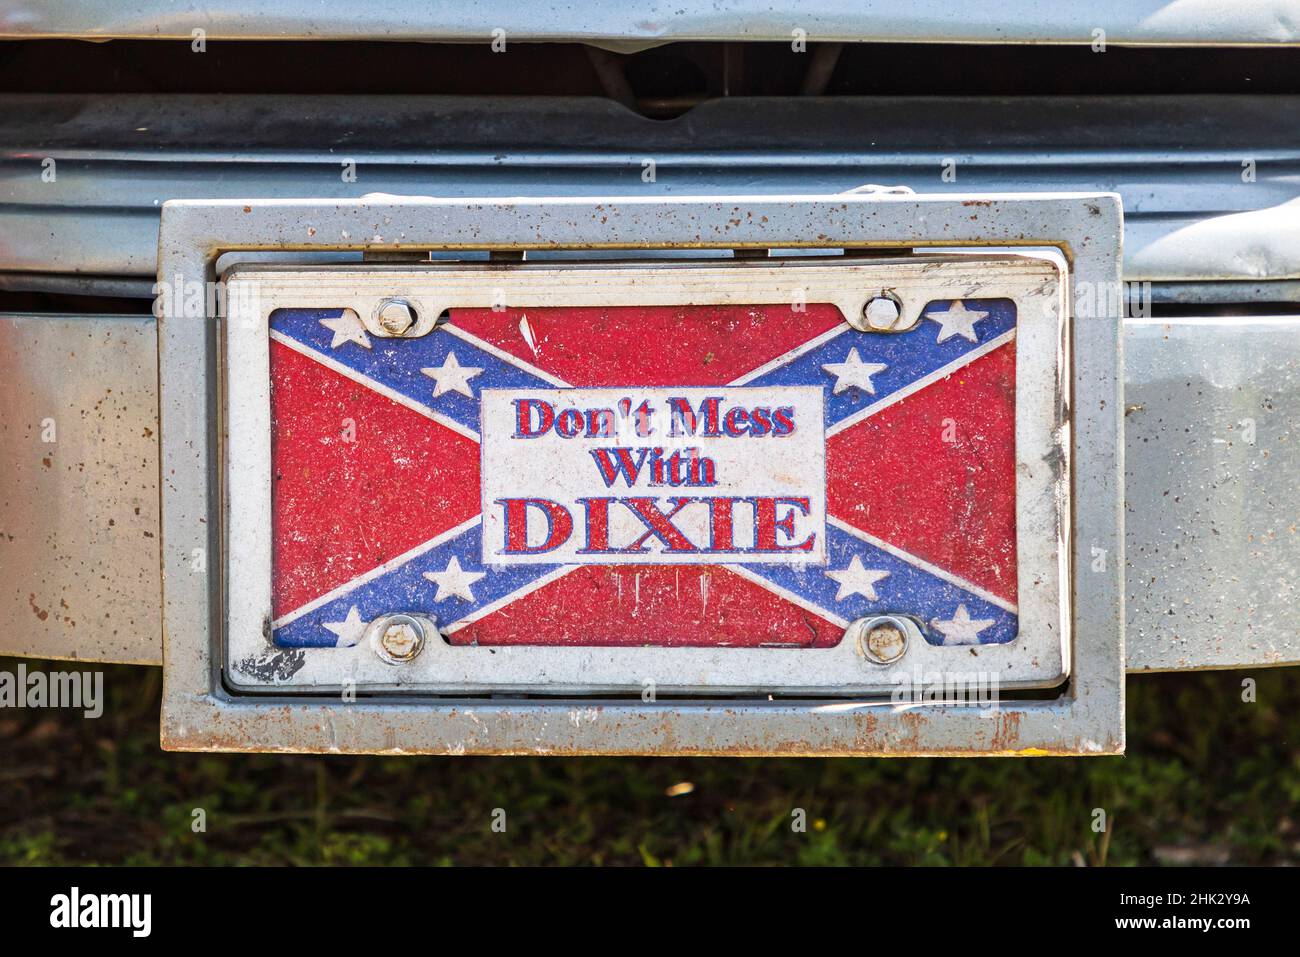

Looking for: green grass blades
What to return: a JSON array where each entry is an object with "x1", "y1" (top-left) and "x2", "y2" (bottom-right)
[{"x1": 0, "y1": 658, "x2": 1296, "y2": 865}]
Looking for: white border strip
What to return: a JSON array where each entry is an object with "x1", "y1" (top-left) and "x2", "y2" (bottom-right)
[
  {"x1": 272, "y1": 515, "x2": 484, "y2": 630},
  {"x1": 269, "y1": 329, "x2": 481, "y2": 442},
  {"x1": 441, "y1": 321, "x2": 573, "y2": 387},
  {"x1": 726, "y1": 323, "x2": 851, "y2": 386},
  {"x1": 825, "y1": 328, "x2": 1016, "y2": 438},
  {"x1": 442, "y1": 563, "x2": 582, "y2": 633},
  {"x1": 722, "y1": 563, "x2": 851, "y2": 630},
  {"x1": 828, "y1": 516, "x2": 1019, "y2": 614}
]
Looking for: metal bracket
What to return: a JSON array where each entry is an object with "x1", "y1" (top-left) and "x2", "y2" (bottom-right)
[{"x1": 157, "y1": 192, "x2": 1124, "y2": 756}]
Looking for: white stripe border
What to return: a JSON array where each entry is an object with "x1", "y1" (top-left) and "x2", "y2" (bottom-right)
[
  {"x1": 269, "y1": 329, "x2": 480, "y2": 442},
  {"x1": 442, "y1": 564, "x2": 581, "y2": 634},
  {"x1": 272, "y1": 515, "x2": 484, "y2": 630},
  {"x1": 825, "y1": 328, "x2": 1016, "y2": 437},
  {"x1": 441, "y1": 321, "x2": 573, "y2": 387},
  {"x1": 828, "y1": 516, "x2": 1019, "y2": 614}
]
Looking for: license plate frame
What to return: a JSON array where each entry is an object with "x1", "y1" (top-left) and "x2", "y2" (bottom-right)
[
  {"x1": 157, "y1": 193, "x2": 1123, "y2": 755},
  {"x1": 223, "y1": 255, "x2": 1069, "y2": 695}
]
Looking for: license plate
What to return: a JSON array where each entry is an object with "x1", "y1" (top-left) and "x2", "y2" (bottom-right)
[{"x1": 223, "y1": 256, "x2": 1068, "y2": 693}]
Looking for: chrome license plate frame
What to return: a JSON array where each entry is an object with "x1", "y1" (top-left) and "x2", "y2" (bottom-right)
[{"x1": 223, "y1": 255, "x2": 1069, "y2": 695}]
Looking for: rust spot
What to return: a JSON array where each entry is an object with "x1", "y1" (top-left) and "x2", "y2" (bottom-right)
[
  {"x1": 987, "y1": 710, "x2": 1024, "y2": 751},
  {"x1": 27, "y1": 593, "x2": 48, "y2": 621}
]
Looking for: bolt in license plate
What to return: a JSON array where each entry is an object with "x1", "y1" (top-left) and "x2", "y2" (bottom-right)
[{"x1": 224, "y1": 256, "x2": 1068, "y2": 694}]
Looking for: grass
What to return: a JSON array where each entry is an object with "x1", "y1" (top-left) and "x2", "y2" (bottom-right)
[{"x1": 0, "y1": 658, "x2": 1297, "y2": 865}]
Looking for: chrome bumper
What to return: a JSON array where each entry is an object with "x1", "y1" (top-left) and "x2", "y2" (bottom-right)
[
  {"x1": 2, "y1": 92, "x2": 1297, "y2": 674},
  {"x1": 6, "y1": 310, "x2": 1295, "y2": 672}
]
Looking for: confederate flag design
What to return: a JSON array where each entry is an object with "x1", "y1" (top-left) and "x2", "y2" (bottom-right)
[{"x1": 267, "y1": 298, "x2": 1018, "y2": 650}]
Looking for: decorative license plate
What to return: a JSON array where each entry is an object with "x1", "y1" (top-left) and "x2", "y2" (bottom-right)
[{"x1": 223, "y1": 256, "x2": 1069, "y2": 694}]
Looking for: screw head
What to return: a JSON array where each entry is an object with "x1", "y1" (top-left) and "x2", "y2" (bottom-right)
[
  {"x1": 849, "y1": 615, "x2": 911, "y2": 664},
  {"x1": 852, "y1": 294, "x2": 916, "y2": 333},
  {"x1": 371, "y1": 613, "x2": 426, "y2": 664},
  {"x1": 376, "y1": 299, "x2": 416, "y2": 336}
]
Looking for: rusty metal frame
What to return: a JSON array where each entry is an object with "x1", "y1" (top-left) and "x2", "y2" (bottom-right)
[{"x1": 157, "y1": 193, "x2": 1124, "y2": 755}]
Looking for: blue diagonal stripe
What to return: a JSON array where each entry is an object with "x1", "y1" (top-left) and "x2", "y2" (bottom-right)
[
  {"x1": 748, "y1": 299, "x2": 1016, "y2": 430},
  {"x1": 271, "y1": 308, "x2": 555, "y2": 435},
  {"x1": 273, "y1": 521, "x2": 562, "y2": 648},
  {"x1": 742, "y1": 522, "x2": 1017, "y2": 646}
]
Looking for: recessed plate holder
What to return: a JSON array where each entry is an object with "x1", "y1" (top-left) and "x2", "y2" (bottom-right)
[{"x1": 157, "y1": 193, "x2": 1123, "y2": 755}]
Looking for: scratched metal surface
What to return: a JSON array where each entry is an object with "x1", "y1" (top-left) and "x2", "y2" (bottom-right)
[
  {"x1": 1125, "y1": 317, "x2": 1300, "y2": 671},
  {"x1": 0, "y1": 313, "x2": 161, "y2": 664},
  {"x1": 1, "y1": 94, "x2": 1297, "y2": 286},
  {"x1": 2, "y1": 1, "x2": 1298, "y2": 44}
]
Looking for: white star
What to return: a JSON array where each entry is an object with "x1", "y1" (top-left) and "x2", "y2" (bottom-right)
[
  {"x1": 319, "y1": 310, "x2": 371, "y2": 350},
  {"x1": 930, "y1": 604, "x2": 996, "y2": 645},
  {"x1": 821, "y1": 348, "x2": 888, "y2": 395},
  {"x1": 422, "y1": 555, "x2": 486, "y2": 602},
  {"x1": 421, "y1": 351, "x2": 483, "y2": 398},
  {"x1": 824, "y1": 555, "x2": 890, "y2": 602},
  {"x1": 925, "y1": 300, "x2": 989, "y2": 343},
  {"x1": 322, "y1": 605, "x2": 368, "y2": 647}
]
